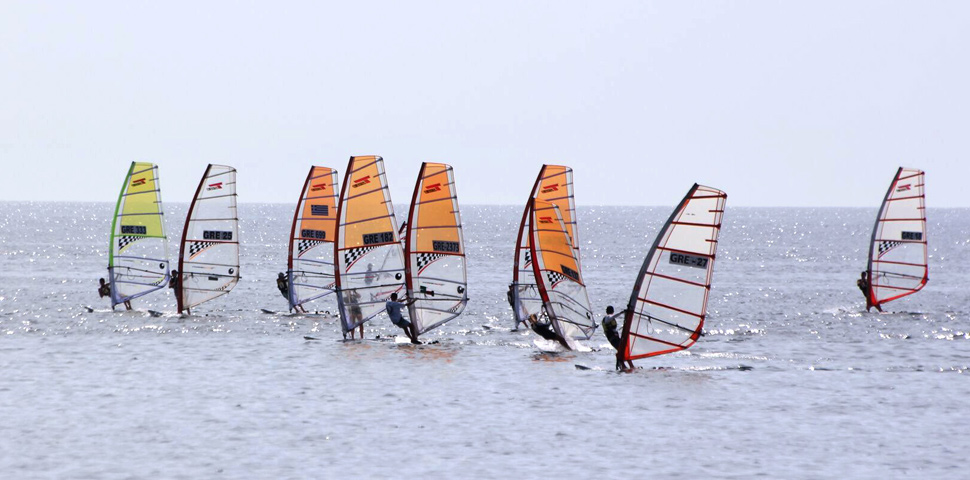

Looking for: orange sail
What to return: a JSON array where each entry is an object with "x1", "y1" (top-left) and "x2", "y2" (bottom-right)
[
  {"x1": 333, "y1": 156, "x2": 406, "y2": 333},
  {"x1": 511, "y1": 165, "x2": 581, "y2": 327},
  {"x1": 286, "y1": 166, "x2": 339, "y2": 311},
  {"x1": 403, "y1": 162, "x2": 468, "y2": 337},
  {"x1": 529, "y1": 198, "x2": 595, "y2": 345}
]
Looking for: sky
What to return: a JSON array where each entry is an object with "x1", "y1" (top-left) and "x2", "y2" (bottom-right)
[{"x1": 1, "y1": 1, "x2": 968, "y2": 207}]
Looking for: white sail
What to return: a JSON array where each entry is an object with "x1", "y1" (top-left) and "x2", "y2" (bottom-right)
[
  {"x1": 176, "y1": 164, "x2": 240, "y2": 313},
  {"x1": 404, "y1": 162, "x2": 468, "y2": 336},
  {"x1": 529, "y1": 199, "x2": 595, "y2": 342},
  {"x1": 618, "y1": 184, "x2": 727, "y2": 363},
  {"x1": 287, "y1": 166, "x2": 339, "y2": 310},
  {"x1": 334, "y1": 156, "x2": 406, "y2": 333},
  {"x1": 107, "y1": 162, "x2": 170, "y2": 307},
  {"x1": 866, "y1": 167, "x2": 928, "y2": 307}
]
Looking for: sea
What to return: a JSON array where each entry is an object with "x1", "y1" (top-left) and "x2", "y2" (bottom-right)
[{"x1": 0, "y1": 202, "x2": 967, "y2": 479}]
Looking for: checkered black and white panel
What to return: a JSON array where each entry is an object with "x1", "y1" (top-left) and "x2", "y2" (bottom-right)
[
  {"x1": 547, "y1": 271, "x2": 565, "y2": 285},
  {"x1": 344, "y1": 246, "x2": 378, "y2": 267},
  {"x1": 878, "y1": 241, "x2": 901, "y2": 258},
  {"x1": 189, "y1": 241, "x2": 216, "y2": 259},
  {"x1": 298, "y1": 239, "x2": 325, "y2": 256},
  {"x1": 416, "y1": 252, "x2": 443, "y2": 271},
  {"x1": 118, "y1": 235, "x2": 141, "y2": 251}
]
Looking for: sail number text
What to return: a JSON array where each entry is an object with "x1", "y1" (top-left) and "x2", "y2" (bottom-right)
[
  {"x1": 669, "y1": 252, "x2": 709, "y2": 269},
  {"x1": 203, "y1": 230, "x2": 234, "y2": 241},
  {"x1": 362, "y1": 231, "x2": 394, "y2": 245}
]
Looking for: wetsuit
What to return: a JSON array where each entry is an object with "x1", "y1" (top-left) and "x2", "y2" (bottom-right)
[
  {"x1": 530, "y1": 321, "x2": 560, "y2": 342},
  {"x1": 602, "y1": 313, "x2": 623, "y2": 350},
  {"x1": 277, "y1": 276, "x2": 288, "y2": 298}
]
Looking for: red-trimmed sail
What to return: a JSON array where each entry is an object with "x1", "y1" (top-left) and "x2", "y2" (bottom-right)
[
  {"x1": 865, "y1": 167, "x2": 928, "y2": 307},
  {"x1": 403, "y1": 162, "x2": 468, "y2": 337},
  {"x1": 286, "y1": 166, "x2": 339, "y2": 311},
  {"x1": 176, "y1": 164, "x2": 240, "y2": 314},
  {"x1": 618, "y1": 184, "x2": 727, "y2": 362},
  {"x1": 511, "y1": 165, "x2": 580, "y2": 326},
  {"x1": 528, "y1": 198, "x2": 595, "y2": 345}
]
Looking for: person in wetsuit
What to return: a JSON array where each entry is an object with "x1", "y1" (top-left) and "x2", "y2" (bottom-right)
[
  {"x1": 857, "y1": 271, "x2": 882, "y2": 313},
  {"x1": 277, "y1": 272, "x2": 305, "y2": 313},
  {"x1": 385, "y1": 292, "x2": 419, "y2": 344},
  {"x1": 527, "y1": 314, "x2": 570, "y2": 349},
  {"x1": 601, "y1": 305, "x2": 624, "y2": 351},
  {"x1": 98, "y1": 277, "x2": 131, "y2": 310}
]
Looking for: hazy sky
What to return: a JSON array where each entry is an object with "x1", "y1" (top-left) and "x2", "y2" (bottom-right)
[{"x1": 2, "y1": 1, "x2": 967, "y2": 207}]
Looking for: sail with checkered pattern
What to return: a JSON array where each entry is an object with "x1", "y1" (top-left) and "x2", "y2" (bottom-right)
[
  {"x1": 333, "y1": 156, "x2": 406, "y2": 333},
  {"x1": 107, "y1": 162, "x2": 171, "y2": 308},
  {"x1": 175, "y1": 164, "x2": 240, "y2": 313},
  {"x1": 529, "y1": 198, "x2": 594, "y2": 346},
  {"x1": 866, "y1": 167, "x2": 928, "y2": 307},
  {"x1": 618, "y1": 184, "x2": 726, "y2": 365},
  {"x1": 403, "y1": 162, "x2": 468, "y2": 336},
  {"x1": 286, "y1": 166, "x2": 338, "y2": 311},
  {"x1": 511, "y1": 165, "x2": 580, "y2": 328}
]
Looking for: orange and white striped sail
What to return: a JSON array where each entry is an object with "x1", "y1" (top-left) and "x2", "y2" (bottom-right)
[
  {"x1": 287, "y1": 166, "x2": 339, "y2": 311},
  {"x1": 529, "y1": 199, "x2": 594, "y2": 343},
  {"x1": 176, "y1": 164, "x2": 240, "y2": 314},
  {"x1": 512, "y1": 165, "x2": 580, "y2": 326},
  {"x1": 619, "y1": 184, "x2": 727, "y2": 363},
  {"x1": 866, "y1": 167, "x2": 928, "y2": 307},
  {"x1": 333, "y1": 156, "x2": 406, "y2": 333},
  {"x1": 403, "y1": 162, "x2": 468, "y2": 336}
]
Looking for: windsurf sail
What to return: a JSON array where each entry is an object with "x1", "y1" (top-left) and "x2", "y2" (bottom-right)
[
  {"x1": 286, "y1": 166, "x2": 339, "y2": 311},
  {"x1": 403, "y1": 162, "x2": 468, "y2": 337},
  {"x1": 865, "y1": 167, "x2": 928, "y2": 307},
  {"x1": 175, "y1": 164, "x2": 240, "y2": 313},
  {"x1": 333, "y1": 155, "x2": 406, "y2": 334},
  {"x1": 511, "y1": 165, "x2": 580, "y2": 327},
  {"x1": 529, "y1": 198, "x2": 595, "y2": 344},
  {"x1": 107, "y1": 162, "x2": 170, "y2": 307},
  {"x1": 618, "y1": 184, "x2": 727, "y2": 365}
]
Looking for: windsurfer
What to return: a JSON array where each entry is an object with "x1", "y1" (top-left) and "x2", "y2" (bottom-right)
[
  {"x1": 601, "y1": 306, "x2": 624, "y2": 351},
  {"x1": 527, "y1": 314, "x2": 569, "y2": 349},
  {"x1": 99, "y1": 277, "x2": 131, "y2": 311},
  {"x1": 278, "y1": 272, "x2": 306, "y2": 313},
  {"x1": 343, "y1": 289, "x2": 364, "y2": 339},
  {"x1": 386, "y1": 292, "x2": 419, "y2": 344},
  {"x1": 857, "y1": 271, "x2": 882, "y2": 313}
]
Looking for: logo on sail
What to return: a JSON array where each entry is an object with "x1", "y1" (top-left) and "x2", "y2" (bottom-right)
[
  {"x1": 896, "y1": 184, "x2": 911, "y2": 192},
  {"x1": 538, "y1": 216, "x2": 553, "y2": 224},
  {"x1": 540, "y1": 183, "x2": 559, "y2": 194},
  {"x1": 352, "y1": 176, "x2": 371, "y2": 188},
  {"x1": 311, "y1": 183, "x2": 327, "y2": 192},
  {"x1": 207, "y1": 182, "x2": 223, "y2": 191},
  {"x1": 423, "y1": 183, "x2": 442, "y2": 194},
  {"x1": 131, "y1": 178, "x2": 146, "y2": 187}
]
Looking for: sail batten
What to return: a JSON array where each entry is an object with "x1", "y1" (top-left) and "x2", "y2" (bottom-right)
[
  {"x1": 865, "y1": 167, "x2": 928, "y2": 307},
  {"x1": 404, "y1": 162, "x2": 468, "y2": 336},
  {"x1": 107, "y1": 162, "x2": 171, "y2": 308},
  {"x1": 175, "y1": 164, "x2": 240, "y2": 313},
  {"x1": 618, "y1": 184, "x2": 727, "y2": 363}
]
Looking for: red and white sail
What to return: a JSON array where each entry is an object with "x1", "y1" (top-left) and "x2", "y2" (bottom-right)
[
  {"x1": 176, "y1": 164, "x2": 240, "y2": 313},
  {"x1": 866, "y1": 167, "x2": 928, "y2": 307},
  {"x1": 618, "y1": 184, "x2": 727, "y2": 362}
]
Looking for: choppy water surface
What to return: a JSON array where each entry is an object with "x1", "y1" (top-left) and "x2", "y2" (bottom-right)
[{"x1": 1, "y1": 202, "x2": 968, "y2": 478}]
